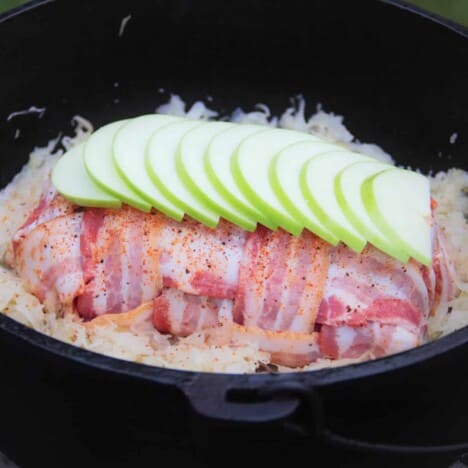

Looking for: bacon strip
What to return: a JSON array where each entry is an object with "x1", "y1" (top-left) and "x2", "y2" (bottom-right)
[
  {"x1": 314, "y1": 240, "x2": 451, "y2": 359},
  {"x1": 155, "y1": 216, "x2": 246, "y2": 298},
  {"x1": 429, "y1": 224, "x2": 457, "y2": 316},
  {"x1": 152, "y1": 288, "x2": 225, "y2": 337},
  {"x1": 14, "y1": 213, "x2": 84, "y2": 314},
  {"x1": 5, "y1": 186, "x2": 75, "y2": 268},
  {"x1": 230, "y1": 324, "x2": 320, "y2": 368},
  {"x1": 318, "y1": 245, "x2": 430, "y2": 327},
  {"x1": 76, "y1": 207, "x2": 162, "y2": 319},
  {"x1": 319, "y1": 323, "x2": 419, "y2": 359},
  {"x1": 14, "y1": 186, "x2": 75, "y2": 242},
  {"x1": 233, "y1": 228, "x2": 330, "y2": 333}
]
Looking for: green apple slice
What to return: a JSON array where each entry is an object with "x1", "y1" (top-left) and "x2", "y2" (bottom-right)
[
  {"x1": 335, "y1": 160, "x2": 409, "y2": 263},
  {"x1": 232, "y1": 128, "x2": 318, "y2": 235},
  {"x1": 361, "y1": 168, "x2": 432, "y2": 265},
  {"x1": 84, "y1": 120, "x2": 151, "y2": 212},
  {"x1": 176, "y1": 121, "x2": 258, "y2": 231},
  {"x1": 147, "y1": 120, "x2": 220, "y2": 228},
  {"x1": 52, "y1": 143, "x2": 121, "y2": 208},
  {"x1": 300, "y1": 151, "x2": 370, "y2": 252},
  {"x1": 113, "y1": 114, "x2": 183, "y2": 221},
  {"x1": 205, "y1": 124, "x2": 277, "y2": 230},
  {"x1": 269, "y1": 140, "x2": 343, "y2": 245}
]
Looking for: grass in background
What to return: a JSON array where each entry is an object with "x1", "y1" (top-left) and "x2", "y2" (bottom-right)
[
  {"x1": 0, "y1": 0, "x2": 30, "y2": 15},
  {"x1": 0, "y1": 0, "x2": 467, "y2": 27},
  {"x1": 406, "y1": 0, "x2": 468, "y2": 27}
]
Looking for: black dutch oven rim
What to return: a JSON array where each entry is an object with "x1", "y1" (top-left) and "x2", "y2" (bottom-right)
[
  {"x1": 1, "y1": 0, "x2": 468, "y2": 448},
  {"x1": 2, "y1": 307, "x2": 468, "y2": 387}
]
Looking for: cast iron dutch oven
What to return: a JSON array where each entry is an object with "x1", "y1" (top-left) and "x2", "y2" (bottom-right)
[{"x1": 0, "y1": 1, "x2": 467, "y2": 467}]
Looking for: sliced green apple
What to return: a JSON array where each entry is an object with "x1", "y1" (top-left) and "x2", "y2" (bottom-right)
[
  {"x1": 269, "y1": 140, "x2": 343, "y2": 245},
  {"x1": 232, "y1": 128, "x2": 318, "y2": 235},
  {"x1": 147, "y1": 120, "x2": 220, "y2": 228},
  {"x1": 335, "y1": 160, "x2": 409, "y2": 262},
  {"x1": 52, "y1": 143, "x2": 121, "y2": 208},
  {"x1": 361, "y1": 168, "x2": 432, "y2": 265},
  {"x1": 300, "y1": 151, "x2": 370, "y2": 252},
  {"x1": 176, "y1": 121, "x2": 258, "y2": 231},
  {"x1": 84, "y1": 120, "x2": 151, "y2": 212},
  {"x1": 205, "y1": 124, "x2": 277, "y2": 230},
  {"x1": 113, "y1": 114, "x2": 183, "y2": 221}
]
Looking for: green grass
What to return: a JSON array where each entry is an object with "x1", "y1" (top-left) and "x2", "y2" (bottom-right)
[
  {"x1": 0, "y1": 0, "x2": 30, "y2": 15},
  {"x1": 1, "y1": 0, "x2": 467, "y2": 27},
  {"x1": 406, "y1": 0, "x2": 468, "y2": 27}
]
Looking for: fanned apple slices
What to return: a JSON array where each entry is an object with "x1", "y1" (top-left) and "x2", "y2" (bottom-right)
[
  {"x1": 52, "y1": 114, "x2": 433, "y2": 265},
  {"x1": 232, "y1": 128, "x2": 318, "y2": 235},
  {"x1": 52, "y1": 143, "x2": 121, "y2": 209},
  {"x1": 84, "y1": 120, "x2": 151, "y2": 212},
  {"x1": 206, "y1": 124, "x2": 276, "y2": 230},
  {"x1": 113, "y1": 114, "x2": 183, "y2": 221},
  {"x1": 176, "y1": 121, "x2": 258, "y2": 231},
  {"x1": 147, "y1": 119, "x2": 220, "y2": 228}
]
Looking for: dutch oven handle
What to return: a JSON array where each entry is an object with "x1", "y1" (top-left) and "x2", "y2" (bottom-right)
[
  {"x1": 183, "y1": 375, "x2": 305, "y2": 424},
  {"x1": 184, "y1": 376, "x2": 468, "y2": 455}
]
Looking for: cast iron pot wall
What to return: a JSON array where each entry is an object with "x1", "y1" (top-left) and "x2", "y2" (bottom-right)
[{"x1": 0, "y1": 1, "x2": 467, "y2": 467}]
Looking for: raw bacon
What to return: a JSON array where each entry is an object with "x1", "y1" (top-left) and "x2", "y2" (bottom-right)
[
  {"x1": 75, "y1": 207, "x2": 162, "y2": 319},
  {"x1": 14, "y1": 213, "x2": 84, "y2": 314},
  {"x1": 315, "y1": 234, "x2": 456, "y2": 359},
  {"x1": 152, "y1": 288, "x2": 226, "y2": 337},
  {"x1": 318, "y1": 323, "x2": 419, "y2": 359},
  {"x1": 9, "y1": 186, "x2": 458, "y2": 367},
  {"x1": 156, "y1": 216, "x2": 246, "y2": 298},
  {"x1": 151, "y1": 287, "x2": 320, "y2": 367},
  {"x1": 232, "y1": 227, "x2": 330, "y2": 333},
  {"x1": 12, "y1": 185, "x2": 75, "y2": 250}
]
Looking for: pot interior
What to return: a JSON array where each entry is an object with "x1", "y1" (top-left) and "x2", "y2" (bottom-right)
[
  {"x1": 0, "y1": 0, "x2": 466, "y2": 378},
  {"x1": 0, "y1": 0, "x2": 466, "y2": 178}
]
